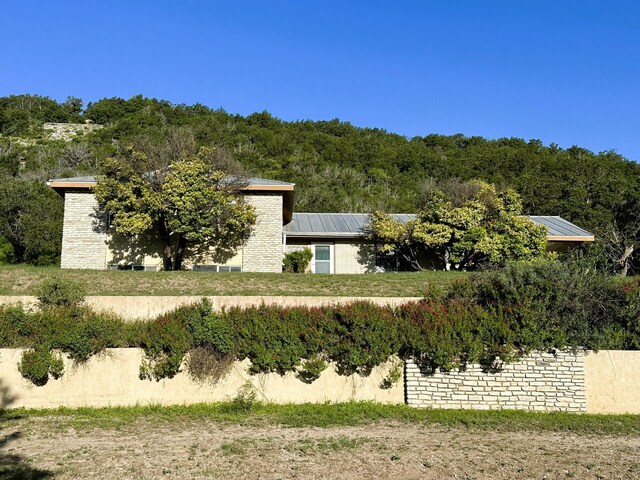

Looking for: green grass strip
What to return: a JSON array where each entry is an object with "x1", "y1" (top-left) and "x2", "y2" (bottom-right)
[
  {"x1": 0, "y1": 265, "x2": 465, "y2": 297},
  {"x1": 2, "y1": 402, "x2": 640, "y2": 435}
]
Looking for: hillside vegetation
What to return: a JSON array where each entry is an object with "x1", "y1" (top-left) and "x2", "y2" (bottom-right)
[{"x1": 1, "y1": 94, "x2": 638, "y2": 272}]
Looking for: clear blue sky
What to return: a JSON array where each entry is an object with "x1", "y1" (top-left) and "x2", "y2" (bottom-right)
[{"x1": 1, "y1": 1, "x2": 638, "y2": 160}]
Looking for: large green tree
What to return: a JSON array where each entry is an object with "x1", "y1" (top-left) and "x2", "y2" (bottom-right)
[
  {"x1": 94, "y1": 134, "x2": 256, "y2": 270},
  {"x1": 369, "y1": 181, "x2": 547, "y2": 271},
  {"x1": 0, "y1": 178, "x2": 63, "y2": 265}
]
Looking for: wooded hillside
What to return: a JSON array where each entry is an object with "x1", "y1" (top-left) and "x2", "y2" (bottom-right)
[{"x1": 1, "y1": 94, "x2": 638, "y2": 271}]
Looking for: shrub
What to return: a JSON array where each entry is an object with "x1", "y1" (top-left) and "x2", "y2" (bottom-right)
[
  {"x1": 139, "y1": 314, "x2": 191, "y2": 380},
  {"x1": 18, "y1": 348, "x2": 64, "y2": 386},
  {"x1": 221, "y1": 382, "x2": 257, "y2": 413},
  {"x1": 0, "y1": 305, "x2": 30, "y2": 346},
  {"x1": 36, "y1": 277, "x2": 85, "y2": 308},
  {"x1": 186, "y1": 346, "x2": 233, "y2": 384},
  {"x1": 186, "y1": 301, "x2": 235, "y2": 355},
  {"x1": 380, "y1": 357, "x2": 403, "y2": 389},
  {"x1": 283, "y1": 248, "x2": 313, "y2": 273},
  {"x1": 399, "y1": 300, "x2": 484, "y2": 371},
  {"x1": 8, "y1": 261, "x2": 640, "y2": 387},
  {"x1": 51, "y1": 309, "x2": 127, "y2": 361},
  {"x1": 463, "y1": 258, "x2": 629, "y2": 350},
  {"x1": 233, "y1": 304, "x2": 309, "y2": 374},
  {"x1": 297, "y1": 354, "x2": 328, "y2": 383},
  {"x1": 327, "y1": 302, "x2": 399, "y2": 376}
]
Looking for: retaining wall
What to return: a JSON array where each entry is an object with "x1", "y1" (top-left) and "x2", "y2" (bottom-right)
[
  {"x1": 406, "y1": 351, "x2": 587, "y2": 412},
  {"x1": 0, "y1": 348, "x2": 403, "y2": 409},
  {"x1": 0, "y1": 295, "x2": 420, "y2": 320},
  {"x1": 584, "y1": 350, "x2": 640, "y2": 414},
  {"x1": 2, "y1": 348, "x2": 640, "y2": 412}
]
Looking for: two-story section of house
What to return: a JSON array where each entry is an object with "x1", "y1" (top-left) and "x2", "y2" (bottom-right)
[{"x1": 48, "y1": 176, "x2": 294, "y2": 272}]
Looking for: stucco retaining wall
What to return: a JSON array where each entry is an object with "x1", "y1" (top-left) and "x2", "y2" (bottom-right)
[
  {"x1": 406, "y1": 351, "x2": 587, "y2": 412},
  {"x1": 0, "y1": 295, "x2": 421, "y2": 320},
  {"x1": 0, "y1": 348, "x2": 403, "y2": 409},
  {"x1": 584, "y1": 350, "x2": 640, "y2": 414}
]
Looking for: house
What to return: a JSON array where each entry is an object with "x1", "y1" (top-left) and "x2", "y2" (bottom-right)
[{"x1": 48, "y1": 176, "x2": 595, "y2": 273}]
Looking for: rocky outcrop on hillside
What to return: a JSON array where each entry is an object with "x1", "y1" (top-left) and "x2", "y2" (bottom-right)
[{"x1": 43, "y1": 122, "x2": 103, "y2": 141}]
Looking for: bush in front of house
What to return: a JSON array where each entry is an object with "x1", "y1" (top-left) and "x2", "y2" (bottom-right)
[
  {"x1": 282, "y1": 247, "x2": 313, "y2": 273},
  {"x1": 5, "y1": 259, "x2": 640, "y2": 386}
]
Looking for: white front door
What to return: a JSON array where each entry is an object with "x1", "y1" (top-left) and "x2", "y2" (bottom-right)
[{"x1": 312, "y1": 244, "x2": 334, "y2": 274}]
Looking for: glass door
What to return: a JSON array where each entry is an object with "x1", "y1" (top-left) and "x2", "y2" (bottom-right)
[{"x1": 313, "y1": 244, "x2": 333, "y2": 273}]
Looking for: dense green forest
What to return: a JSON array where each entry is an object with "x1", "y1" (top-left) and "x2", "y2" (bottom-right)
[{"x1": 1, "y1": 94, "x2": 638, "y2": 272}]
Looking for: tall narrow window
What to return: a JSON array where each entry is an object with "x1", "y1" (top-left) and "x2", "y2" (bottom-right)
[{"x1": 313, "y1": 244, "x2": 332, "y2": 274}]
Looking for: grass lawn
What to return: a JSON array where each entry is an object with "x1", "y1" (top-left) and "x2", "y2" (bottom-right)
[
  {"x1": 0, "y1": 265, "x2": 467, "y2": 297},
  {"x1": 3, "y1": 402, "x2": 640, "y2": 435}
]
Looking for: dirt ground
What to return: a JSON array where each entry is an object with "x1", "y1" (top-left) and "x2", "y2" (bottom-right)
[{"x1": 2, "y1": 417, "x2": 640, "y2": 480}]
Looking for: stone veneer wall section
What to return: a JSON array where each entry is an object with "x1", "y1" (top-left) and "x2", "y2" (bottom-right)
[
  {"x1": 60, "y1": 191, "x2": 107, "y2": 269},
  {"x1": 406, "y1": 351, "x2": 587, "y2": 412},
  {"x1": 242, "y1": 192, "x2": 283, "y2": 272}
]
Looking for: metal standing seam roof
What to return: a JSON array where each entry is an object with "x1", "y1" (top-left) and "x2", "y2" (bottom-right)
[
  {"x1": 284, "y1": 213, "x2": 594, "y2": 241},
  {"x1": 528, "y1": 216, "x2": 594, "y2": 240},
  {"x1": 284, "y1": 213, "x2": 416, "y2": 237}
]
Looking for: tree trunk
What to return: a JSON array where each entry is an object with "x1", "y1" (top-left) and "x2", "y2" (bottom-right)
[
  {"x1": 443, "y1": 249, "x2": 451, "y2": 271},
  {"x1": 163, "y1": 244, "x2": 174, "y2": 271},
  {"x1": 173, "y1": 235, "x2": 188, "y2": 271},
  {"x1": 158, "y1": 218, "x2": 174, "y2": 271},
  {"x1": 619, "y1": 244, "x2": 634, "y2": 277}
]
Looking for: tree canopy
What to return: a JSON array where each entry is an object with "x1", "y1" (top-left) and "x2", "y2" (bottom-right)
[
  {"x1": 0, "y1": 179, "x2": 62, "y2": 265},
  {"x1": 94, "y1": 135, "x2": 256, "y2": 270},
  {"x1": 369, "y1": 181, "x2": 547, "y2": 271}
]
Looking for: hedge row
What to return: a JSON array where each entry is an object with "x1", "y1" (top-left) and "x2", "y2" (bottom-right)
[{"x1": 2, "y1": 258, "x2": 640, "y2": 386}]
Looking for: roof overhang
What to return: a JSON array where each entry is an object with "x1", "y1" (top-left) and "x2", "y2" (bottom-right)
[
  {"x1": 285, "y1": 231, "x2": 595, "y2": 242},
  {"x1": 47, "y1": 179, "x2": 97, "y2": 195},
  {"x1": 547, "y1": 235, "x2": 595, "y2": 242},
  {"x1": 242, "y1": 184, "x2": 294, "y2": 191},
  {"x1": 284, "y1": 231, "x2": 595, "y2": 242},
  {"x1": 284, "y1": 231, "x2": 364, "y2": 239}
]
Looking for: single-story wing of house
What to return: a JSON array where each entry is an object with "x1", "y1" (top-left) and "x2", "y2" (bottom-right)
[{"x1": 48, "y1": 176, "x2": 595, "y2": 273}]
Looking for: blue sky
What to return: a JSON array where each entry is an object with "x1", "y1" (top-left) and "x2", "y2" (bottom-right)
[{"x1": 1, "y1": 1, "x2": 638, "y2": 160}]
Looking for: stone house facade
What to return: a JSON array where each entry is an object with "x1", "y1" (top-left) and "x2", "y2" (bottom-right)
[{"x1": 49, "y1": 176, "x2": 594, "y2": 273}]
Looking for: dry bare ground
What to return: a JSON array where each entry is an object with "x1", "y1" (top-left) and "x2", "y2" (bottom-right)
[{"x1": 2, "y1": 417, "x2": 640, "y2": 479}]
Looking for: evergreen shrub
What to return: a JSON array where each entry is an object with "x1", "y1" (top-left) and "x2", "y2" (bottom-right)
[{"x1": 5, "y1": 261, "x2": 640, "y2": 386}]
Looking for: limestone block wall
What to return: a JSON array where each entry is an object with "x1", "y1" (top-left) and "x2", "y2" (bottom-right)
[
  {"x1": 242, "y1": 193, "x2": 284, "y2": 272},
  {"x1": 334, "y1": 240, "x2": 376, "y2": 274},
  {"x1": 60, "y1": 191, "x2": 107, "y2": 269},
  {"x1": 406, "y1": 351, "x2": 587, "y2": 412}
]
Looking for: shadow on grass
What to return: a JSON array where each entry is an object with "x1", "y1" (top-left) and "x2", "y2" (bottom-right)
[{"x1": 0, "y1": 379, "x2": 53, "y2": 480}]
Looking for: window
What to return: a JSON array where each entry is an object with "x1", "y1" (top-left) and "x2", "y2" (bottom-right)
[
  {"x1": 312, "y1": 244, "x2": 333, "y2": 274},
  {"x1": 375, "y1": 249, "x2": 399, "y2": 273},
  {"x1": 107, "y1": 264, "x2": 158, "y2": 272},
  {"x1": 193, "y1": 264, "x2": 242, "y2": 272}
]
